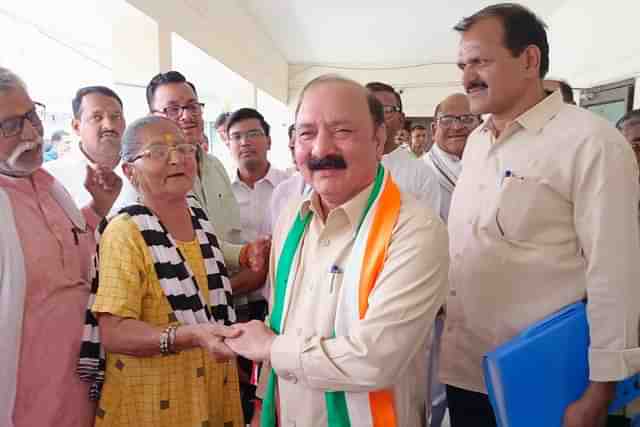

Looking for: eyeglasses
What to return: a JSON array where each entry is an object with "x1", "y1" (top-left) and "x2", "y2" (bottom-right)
[
  {"x1": 437, "y1": 114, "x2": 481, "y2": 129},
  {"x1": 382, "y1": 105, "x2": 402, "y2": 114},
  {"x1": 128, "y1": 143, "x2": 197, "y2": 163},
  {"x1": 0, "y1": 102, "x2": 46, "y2": 138},
  {"x1": 153, "y1": 102, "x2": 204, "y2": 119},
  {"x1": 228, "y1": 128, "x2": 266, "y2": 144}
]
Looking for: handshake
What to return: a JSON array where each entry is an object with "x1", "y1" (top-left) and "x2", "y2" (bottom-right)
[{"x1": 187, "y1": 320, "x2": 276, "y2": 363}]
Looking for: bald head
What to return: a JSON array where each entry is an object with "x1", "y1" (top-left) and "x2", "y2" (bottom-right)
[{"x1": 432, "y1": 93, "x2": 481, "y2": 158}]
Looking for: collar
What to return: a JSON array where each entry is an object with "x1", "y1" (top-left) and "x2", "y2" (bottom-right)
[
  {"x1": 481, "y1": 90, "x2": 564, "y2": 138},
  {"x1": 0, "y1": 167, "x2": 54, "y2": 191},
  {"x1": 298, "y1": 179, "x2": 376, "y2": 233},
  {"x1": 432, "y1": 143, "x2": 462, "y2": 163},
  {"x1": 234, "y1": 162, "x2": 279, "y2": 187}
]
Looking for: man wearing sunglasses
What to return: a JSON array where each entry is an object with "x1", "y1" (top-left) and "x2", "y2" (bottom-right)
[{"x1": 0, "y1": 67, "x2": 121, "y2": 426}]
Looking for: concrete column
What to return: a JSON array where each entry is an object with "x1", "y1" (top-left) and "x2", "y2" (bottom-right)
[{"x1": 111, "y1": 1, "x2": 173, "y2": 119}]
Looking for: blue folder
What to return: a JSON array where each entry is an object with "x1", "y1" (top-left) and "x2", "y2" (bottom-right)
[{"x1": 483, "y1": 301, "x2": 640, "y2": 427}]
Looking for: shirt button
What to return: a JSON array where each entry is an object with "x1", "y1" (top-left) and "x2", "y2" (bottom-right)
[
  {"x1": 450, "y1": 290, "x2": 457, "y2": 296},
  {"x1": 320, "y1": 239, "x2": 330, "y2": 247}
]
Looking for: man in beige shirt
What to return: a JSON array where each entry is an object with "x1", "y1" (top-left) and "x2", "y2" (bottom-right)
[
  {"x1": 442, "y1": 4, "x2": 640, "y2": 427},
  {"x1": 225, "y1": 75, "x2": 449, "y2": 427}
]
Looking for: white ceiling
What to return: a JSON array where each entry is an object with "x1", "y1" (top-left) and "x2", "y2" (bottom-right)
[{"x1": 241, "y1": 0, "x2": 566, "y2": 65}]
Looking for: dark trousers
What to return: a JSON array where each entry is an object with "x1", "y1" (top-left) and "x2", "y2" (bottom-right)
[{"x1": 446, "y1": 385, "x2": 497, "y2": 427}]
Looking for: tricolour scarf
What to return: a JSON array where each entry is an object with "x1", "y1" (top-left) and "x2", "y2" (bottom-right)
[
  {"x1": 77, "y1": 194, "x2": 235, "y2": 400},
  {"x1": 262, "y1": 165, "x2": 402, "y2": 427}
]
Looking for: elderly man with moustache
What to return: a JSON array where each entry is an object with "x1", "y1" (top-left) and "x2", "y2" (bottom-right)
[
  {"x1": 441, "y1": 4, "x2": 640, "y2": 427},
  {"x1": 426, "y1": 93, "x2": 482, "y2": 221},
  {"x1": 224, "y1": 74, "x2": 449, "y2": 427},
  {"x1": 0, "y1": 67, "x2": 121, "y2": 427}
]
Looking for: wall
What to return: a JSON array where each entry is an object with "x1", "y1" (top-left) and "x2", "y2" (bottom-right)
[
  {"x1": 125, "y1": 0, "x2": 289, "y2": 104},
  {"x1": 288, "y1": 63, "x2": 464, "y2": 117},
  {"x1": 547, "y1": 0, "x2": 640, "y2": 108}
]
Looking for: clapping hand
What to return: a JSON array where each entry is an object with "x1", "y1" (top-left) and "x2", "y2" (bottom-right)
[
  {"x1": 85, "y1": 165, "x2": 122, "y2": 217},
  {"x1": 241, "y1": 237, "x2": 271, "y2": 273}
]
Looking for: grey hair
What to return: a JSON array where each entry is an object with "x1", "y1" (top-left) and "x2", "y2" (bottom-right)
[
  {"x1": 616, "y1": 109, "x2": 640, "y2": 131},
  {"x1": 294, "y1": 73, "x2": 385, "y2": 127},
  {"x1": 121, "y1": 115, "x2": 179, "y2": 162},
  {"x1": 0, "y1": 67, "x2": 27, "y2": 94}
]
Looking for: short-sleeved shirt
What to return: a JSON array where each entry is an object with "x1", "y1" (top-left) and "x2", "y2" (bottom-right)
[{"x1": 91, "y1": 215, "x2": 243, "y2": 427}]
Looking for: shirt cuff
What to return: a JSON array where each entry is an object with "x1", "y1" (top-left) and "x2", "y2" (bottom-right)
[
  {"x1": 221, "y1": 241, "x2": 242, "y2": 270},
  {"x1": 81, "y1": 205, "x2": 101, "y2": 231},
  {"x1": 589, "y1": 347, "x2": 640, "y2": 381},
  {"x1": 271, "y1": 334, "x2": 304, "y2": 385}
]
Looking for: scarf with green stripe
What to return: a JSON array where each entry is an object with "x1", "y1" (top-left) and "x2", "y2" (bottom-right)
[{"x1": 262, "y1": 165, "x2": 402, "y2": 427}]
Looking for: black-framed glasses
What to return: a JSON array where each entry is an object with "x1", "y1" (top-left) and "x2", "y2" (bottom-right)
[
  {"x1": 153, "y1": 102, "x2": 204, "y2": 119},
  {"x1": 228, "y1": 128, "x2": 266, "y2": 144},
  {"x1": 437, "y1": 114, "x2": 482, "y2": 129},
  {"x1": 127, "y1": 143, "x2": 197, "y2": 163},
  {"x1": 0, "y1": 102, "x2": 46, "y2": 138},
  {"x1": 382, "y1": 105, "x2": 402, "y2": 114}
]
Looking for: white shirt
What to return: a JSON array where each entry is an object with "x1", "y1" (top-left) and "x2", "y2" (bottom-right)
[
  {"x1": 382, "y1": 146, "x2": 442, "y2": 217},
  {"x1": 268, "y1": 172, "x2": 308, "y2": 232},
  {"x1": 424, "y1": 144, "x2": 463, "y2": 222},
  {"x1": 44, "y1": 142, "x2": 132, "y2": 215},
  {"x1": 231, "y1": 164, "x2": 289, "y2": 242}
]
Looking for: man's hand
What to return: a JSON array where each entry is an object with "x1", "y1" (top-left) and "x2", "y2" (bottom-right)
[
  {"x1": 394, "y1": 129, "x2": 410, "y2": 147},
  {"x1": 85, "y1": 165, "x2": 122, "y2": 217},
  {"x1": 226, "y1": 320, "x2": 276, "y2": 362},
  {"x1": 563, "y1": 382, "x2": 615, "y2": 427},
  {"x1": 241, "y1": 237, "x2": 271, "y2": 273},
  {"x1": 189, "y1": 323, "x2": 241, "y2": 361}
]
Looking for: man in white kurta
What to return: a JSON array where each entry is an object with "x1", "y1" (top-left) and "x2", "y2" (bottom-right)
[{"x1": 225, "y1": 75, "x2": 449, "y2": 427}]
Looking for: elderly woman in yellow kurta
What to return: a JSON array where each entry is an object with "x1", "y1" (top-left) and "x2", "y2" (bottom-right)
[{"x1": 80, "y1": 115, "x2": 244, "y2": 427}]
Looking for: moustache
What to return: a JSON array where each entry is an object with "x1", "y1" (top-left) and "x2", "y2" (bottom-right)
[
  {"x1": 467, "y1": 80, "x2": 488, "y2": 92},
  {"x1": 100, "y1": 131, "x2": 120, "y2": 139},
  {"x1": 8, "y1": 141, "x2": 41, "y2": 165},
  {"x1": 307, "y1": 155, "x2": 347, "y2": 171}
]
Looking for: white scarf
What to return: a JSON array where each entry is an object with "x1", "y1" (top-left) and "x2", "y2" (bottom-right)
[
  {"x1": 0, "y1": 188, "x2": 25, "y2": 427},
  {"x1": 428, "y1": 144, "x2": 462, "y2": 194}
]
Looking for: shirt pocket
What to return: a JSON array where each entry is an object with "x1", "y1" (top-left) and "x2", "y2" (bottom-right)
[{"x1": 493, "y1": 175, "x2": 569, "y2": 243}]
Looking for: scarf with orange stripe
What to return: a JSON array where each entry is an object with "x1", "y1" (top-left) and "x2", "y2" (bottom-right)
[{"x1": 262, "y1": 165, "x2": 401, "y2": 427}]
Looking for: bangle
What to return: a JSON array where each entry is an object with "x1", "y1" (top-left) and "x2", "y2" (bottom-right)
[
  {"x1": 160, "y1": 328, "x2": 169, "y2": 355},
  {"x1": 168, "y1": 325, "x2": 179, "y2": 354}
]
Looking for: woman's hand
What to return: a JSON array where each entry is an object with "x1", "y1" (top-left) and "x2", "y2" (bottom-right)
[{"x1": 185, "y1": 324, "x2": 241, "y2": 361}]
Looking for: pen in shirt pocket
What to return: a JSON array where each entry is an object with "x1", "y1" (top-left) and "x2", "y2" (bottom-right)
[
  {"x1": 329, "y1": 264, "x2": 342, "y2": 294},
  {"x1": 500, "y1": 169, "x2": 523, "y2": 186}
]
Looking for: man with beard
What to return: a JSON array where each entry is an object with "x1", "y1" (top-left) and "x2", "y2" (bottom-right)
[
  {"x1": 225, "y1": 74, "x2": 449, "y2": 427},
  {"x1": 0, "y1": 67, "x2": 121, "y2": 427},
  {"x1": 46, "y1": 86, "x2": 126, "y2": 211},
  {"x1": 366, "y1": 81, "x2": 442, "y2": 219},
  {"x1": 442, "y1": 4, "x2": 640, "y2": 426}
]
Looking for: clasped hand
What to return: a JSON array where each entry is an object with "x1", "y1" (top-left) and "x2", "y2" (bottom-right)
[{"x1": 193, "y1": 321, "x2": 276, "y2": 362}]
